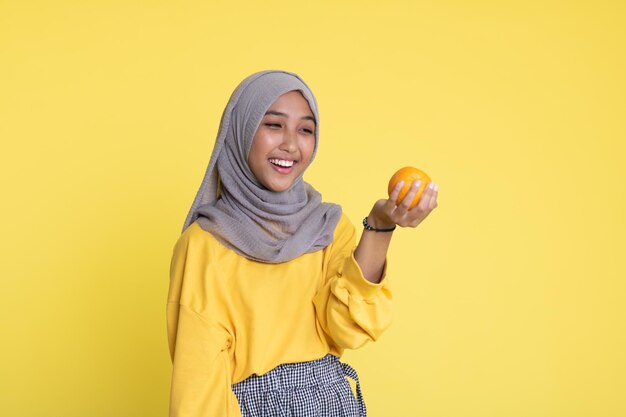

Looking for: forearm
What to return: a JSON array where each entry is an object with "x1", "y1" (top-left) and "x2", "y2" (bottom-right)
[
  {"x1": 354, "y1": 217, "x2": 394, "y2": 284},
  {"x1": 353, "y1": 179, "x2": 439, "y2": 283}
]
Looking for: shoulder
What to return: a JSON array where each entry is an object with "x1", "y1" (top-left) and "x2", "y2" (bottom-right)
[
  {"x1": 171, "y1": 221, "x2": 222, "y2": 261},
  {"x1": 324, "y1": 212, "x2": 357, "y2": 254},
  {"x1": 182, "y1": 221, "x2": 213, "y2": 244},
  {"x1": 332, "y1": 212, "x2": 356, "y2": 241}
]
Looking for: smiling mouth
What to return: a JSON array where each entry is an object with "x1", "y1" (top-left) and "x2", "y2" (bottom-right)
[{"x1": 269, "y1": 158, "x2": 296, "y2": 168}]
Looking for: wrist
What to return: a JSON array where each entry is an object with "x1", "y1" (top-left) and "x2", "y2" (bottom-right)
[
  {"x1": 366, "y1": 213, "x2": 395, "y2": 230},
  {"x1": 363, "y1": 215, "x2": 396, "y2": 232}
]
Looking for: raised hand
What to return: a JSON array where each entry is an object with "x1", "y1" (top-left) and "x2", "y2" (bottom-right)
[{"x1": 368, "y1": 180, "x2": 439, "y2": 229}]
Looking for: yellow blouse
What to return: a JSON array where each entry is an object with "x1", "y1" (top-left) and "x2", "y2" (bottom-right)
[{"x1": 166, "y1": 212, "x2": 393, "y2": 417}]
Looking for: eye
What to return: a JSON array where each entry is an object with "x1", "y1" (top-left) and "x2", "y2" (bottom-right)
[
  {"x1": 265, "y1": 123, "x2": 281, "y2": 128},
  {"x1": 301, "y1": 128, "x2": 314, "y2": 135}
]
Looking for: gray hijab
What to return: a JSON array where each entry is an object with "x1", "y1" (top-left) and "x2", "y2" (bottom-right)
[{"x1": 181, "y1": 70, "x2": 342, "y2": 263}]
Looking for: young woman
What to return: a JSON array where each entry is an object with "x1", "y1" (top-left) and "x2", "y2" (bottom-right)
[{"x1": 167, "y1": 69, "x2": 439, "y2": 417}]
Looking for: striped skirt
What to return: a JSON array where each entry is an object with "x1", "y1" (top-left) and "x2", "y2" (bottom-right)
[{"x1": 231, "y1": 354, "x2": 367, "y2": 417}]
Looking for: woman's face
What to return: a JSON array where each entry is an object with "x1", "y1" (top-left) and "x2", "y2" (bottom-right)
[{"x1": 248, "y1": 90, "x2": 316, "y2": 192}]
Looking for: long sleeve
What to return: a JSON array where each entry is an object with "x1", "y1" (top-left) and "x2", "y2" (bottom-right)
[
  {"x1": 167, "y1": 231, "x2": 241, "y2": 417},
  {"x1": 313, "y1": 215, "x2": 393, "y2": 351},
  {"x1": 167, "y1": 303, "x2": 240, "y2": 417}
]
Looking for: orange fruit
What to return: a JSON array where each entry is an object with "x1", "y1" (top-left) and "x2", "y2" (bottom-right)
[{"x1": 388, "y1": 166, "x2": 431, "y2": 208}]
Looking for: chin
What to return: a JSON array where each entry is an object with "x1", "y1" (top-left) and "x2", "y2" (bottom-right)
[
  {"x1": 265, "y1": 180, "x2": 293, "y2": 192},
  {"x1": 270, "y1": 185, "x2": 290, "y2": 192}
]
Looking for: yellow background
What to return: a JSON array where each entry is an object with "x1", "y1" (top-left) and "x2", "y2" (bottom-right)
[{"x1": 1, "y1": 0, "x2": 624, "y2": 416}]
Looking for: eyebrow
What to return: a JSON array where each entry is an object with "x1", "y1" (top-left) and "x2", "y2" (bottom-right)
[{"x1": 264, "y1": 110, "x2": 316, "y2": 124}]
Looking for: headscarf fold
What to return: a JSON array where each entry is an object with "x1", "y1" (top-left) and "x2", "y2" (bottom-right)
[{"x1": 181, "y1": 70, "x2": 342, "y2": 263}]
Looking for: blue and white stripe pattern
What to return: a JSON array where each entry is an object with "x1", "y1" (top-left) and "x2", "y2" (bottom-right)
[{"x1": 231, "y1": 354, "x2": 367, "y2": 417}]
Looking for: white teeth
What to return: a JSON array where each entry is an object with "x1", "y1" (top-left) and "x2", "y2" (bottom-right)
[{"x1": 269, "y1": 159, "x2": 294, "y2": 167}]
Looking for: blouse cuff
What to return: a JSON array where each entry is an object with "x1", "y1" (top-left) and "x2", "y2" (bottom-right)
[{"x1": 337, "y1": 248, "x2": 389, "y2": 300}]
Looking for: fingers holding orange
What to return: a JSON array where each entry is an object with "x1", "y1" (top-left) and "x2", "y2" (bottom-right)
[
  {"x1": 387, "y1": 179, "x2": 406, "y2": 210},
  {"x1": 428, "y1": 183, "x2": 439, "y2": 210},
  {"x1": 397, "y1": 179, "x2": 422, "y2": 212},
  {"x1": 386, "y1": 166, "x2": 438, "y2": 228},
  {"x1": 415, "y1": 182, "x2": 438, "y2": 213},
  {"x1": 388, "y1": 167, "x2": 431, "y2": 209},
  {"x1": 399, "y1": 182, "x2": 436, "y2": 227}
]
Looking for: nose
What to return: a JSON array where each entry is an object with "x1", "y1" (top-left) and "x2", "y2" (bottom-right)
[{"x1": 279, "y1": 128, "x2": 298, "y2": 153}]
